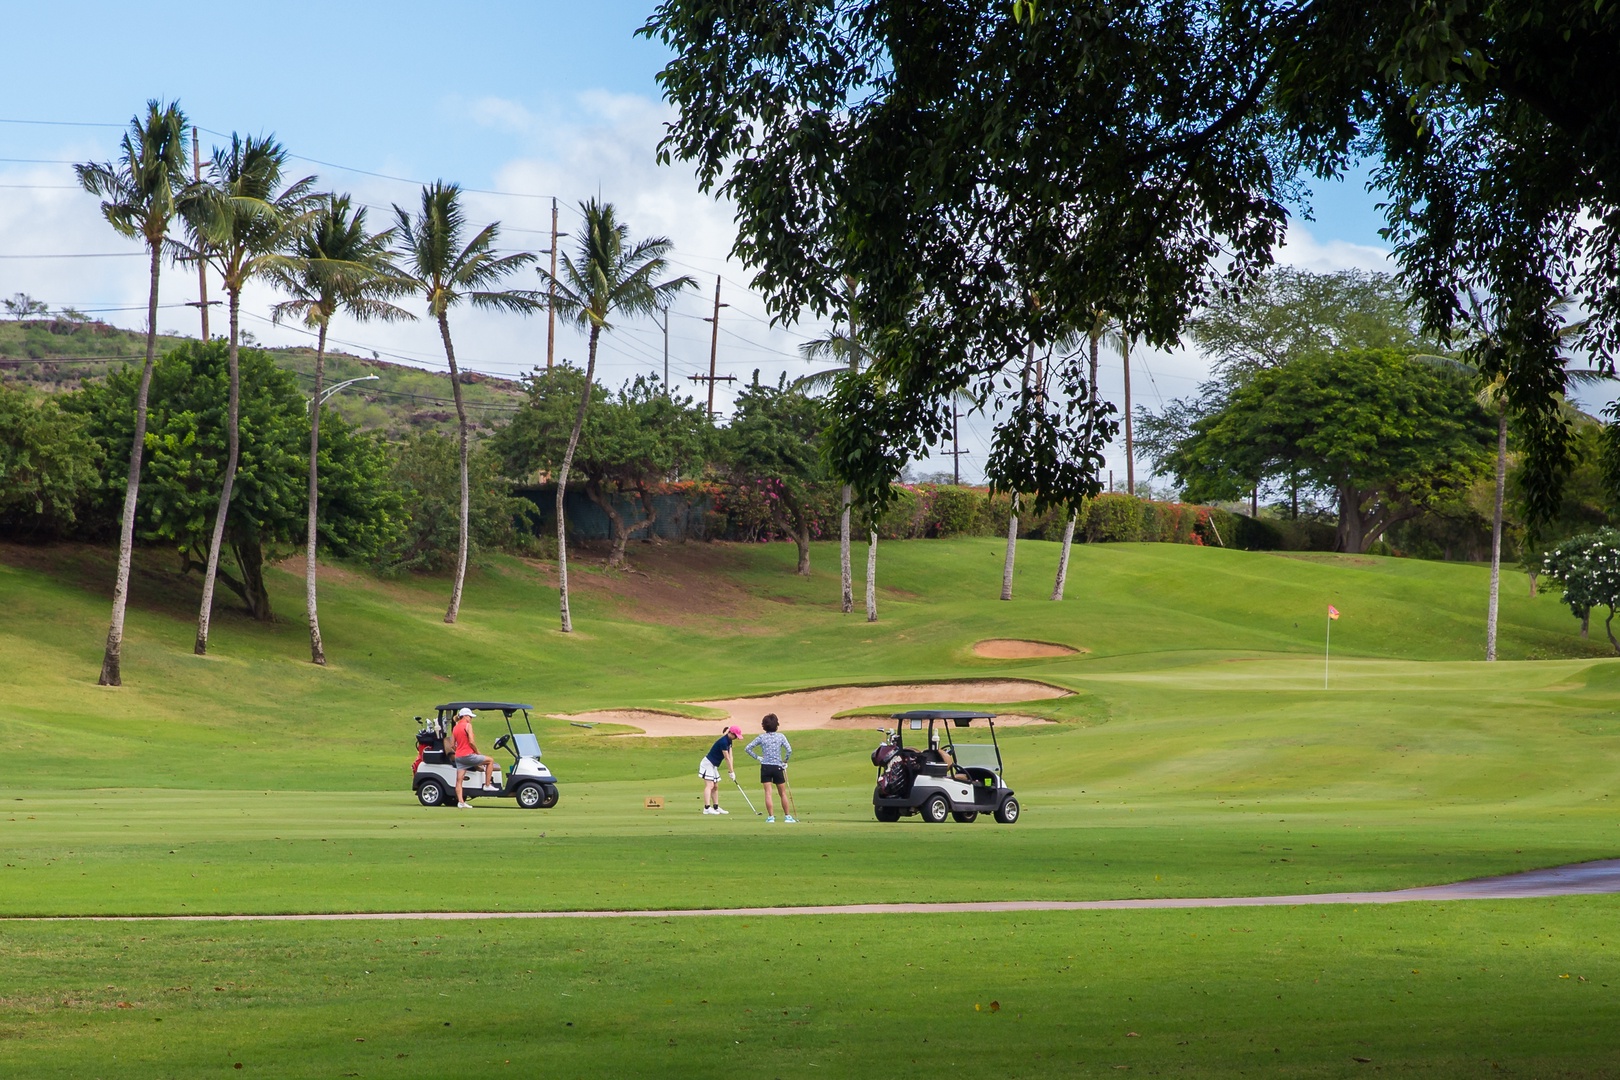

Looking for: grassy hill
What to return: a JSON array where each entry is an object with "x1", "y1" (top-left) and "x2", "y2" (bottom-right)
[
  {"x1": 0, "y1": 317, "x2": 524, "y2": 436},
  {"x1": 4, "y1": 537, "x2": 1618, "y2": 1076}
]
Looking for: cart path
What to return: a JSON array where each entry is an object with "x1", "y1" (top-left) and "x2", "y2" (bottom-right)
[{"x1": 12, "y1": 858, "x2": 1620, "y2": 922}]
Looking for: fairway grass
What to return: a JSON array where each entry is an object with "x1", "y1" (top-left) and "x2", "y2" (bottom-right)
[
  {"x1": 3, "y1": 901, "x2": 1618, "y2": 1078},
  {"x1": 3, "y1": 537, "x2": 1619, "y2": 1073}
]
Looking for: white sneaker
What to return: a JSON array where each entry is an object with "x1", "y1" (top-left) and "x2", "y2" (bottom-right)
[
  {"x1": 714, "y1": 806, "x2": 729, "y2": 814},
  {"x1": 702, "y1": 807, "x2": 716, "y2": 814},
  {"x1": 457, "y1": 802, "x2": 470, "y2": 809},
  {"x1": 765, "y1": 815, "x2": 775, "y2": 823},
  {"x1": 784, "y1": 815, "x2": 797, "y2": 823}
]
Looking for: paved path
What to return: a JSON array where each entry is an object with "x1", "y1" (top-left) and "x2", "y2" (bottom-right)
[{"x1": 14, "y1": 859, "x2": 1620, "y2": 923}]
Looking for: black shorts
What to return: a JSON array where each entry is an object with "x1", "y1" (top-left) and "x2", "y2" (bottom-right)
[{"x1": 759, "y1": 764, "x2": 787, "y2": 785}]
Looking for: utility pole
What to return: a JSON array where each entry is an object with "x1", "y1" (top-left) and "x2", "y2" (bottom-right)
[
  {"x1": 695, "y1": 275, "x2": 731, "y2": 419},
  {"x1": 659, "y1": 307, "x2": 671, "y2": 395},
  {"x1": 950, "y1": 403, "x2": 967, "y2": 485},
  {"x1": 545, "y1": 198, "x2": 559, "y2": 369},
  {"x1": 185, "y1": 126, "x2": 218, "y2": 340},
  {"x1": 1122, "y1": 333, "x2": 1134, "y2": 495}
]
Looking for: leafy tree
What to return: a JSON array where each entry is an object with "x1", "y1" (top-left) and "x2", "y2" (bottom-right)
[
  {"x1": 496, "y1": 369, "x2": 708, "y2": 568},
  {"x1": 270, "y1": 194, "x2": 413, "y2": 665},
  {"x1": 73, "y1": 98, "x2": 189, "y2": 686},
  {"x1": 1188, "y1": 269, "x2": 1435, "y2": 380},
  {"x1": 3, "y1": 293, "x2": 49, "y2": 320},
  {"x1": 643, "y1": 1, "x2": 1620, "y2": 522},
  {"x1": 392, "y1": 181, "x2": 541, "y2": 624},
  {"x1": 1163, "y1": 350, "x2": 1494, "y2": 552},
  {"x1": 179, "y1": 133, "x2": 319, "y2": 654},
  {"x1": 387, "y1": 432, "x2": 535, "y2": 572},
  {"x1": 725, "y1": 372, "x2": 830, "y2": 575},
  {"x1": 539, "y1": 198, "x2": 694, "y2": 631},
  {"x1": 67, "y1": 340, "x2": 403, "y2": 622},
  {"x1": 0, "y1": 384, "x2": 102, "y2": 537},
  {"x1": 1542, "y1": 529, "x2": 1620, "y2": 653}
]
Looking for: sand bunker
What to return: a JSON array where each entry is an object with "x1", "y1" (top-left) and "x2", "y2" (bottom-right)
[
  {"x1": 972, "y1": 638, "x2": 1083, "y2": 659},
  {"x1": 564, "y1": 679, "x2": 1069, "y2": 737}
]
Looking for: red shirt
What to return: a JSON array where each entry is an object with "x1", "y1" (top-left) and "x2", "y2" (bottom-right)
[{"x1": 452, "y1": 718, "x2": 476, "y2": 757}]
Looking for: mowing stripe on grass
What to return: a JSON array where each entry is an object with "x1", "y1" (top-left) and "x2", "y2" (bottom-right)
[{"x1": 11, "y1": 858, "x2": 1618, "y2": 921}]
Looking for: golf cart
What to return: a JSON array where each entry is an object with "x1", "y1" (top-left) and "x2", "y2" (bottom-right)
[
  {"x1": 871, "y1": 710, "x2": 1020, "y2": 824},
  {"x1": 412, "y1": 701, "x2": 560, "y2": 810}
]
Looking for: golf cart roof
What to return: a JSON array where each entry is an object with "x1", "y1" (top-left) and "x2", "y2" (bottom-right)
[
  {"x1": 435, "y1": 702, "x2": 533, "y2": 712},
  {"x1": 889, "y1": 709, "x2": 997, "y2": 723}
]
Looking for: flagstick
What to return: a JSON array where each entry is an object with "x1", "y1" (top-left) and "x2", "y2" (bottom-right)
[{"x1": 1324, "y1": 613, "x2": 1331, "y2": 690}]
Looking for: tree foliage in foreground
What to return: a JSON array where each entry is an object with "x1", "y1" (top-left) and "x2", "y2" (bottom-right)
[
  {"x1": 643, "y1": 0, "x2": 1620, "y2": 521},
  {"x1": 66, "y1": 340, "x2": 402, "y2": 619},
  {"x1": 1163, "y1": 350, "x2": 1494, "y2": 553}
]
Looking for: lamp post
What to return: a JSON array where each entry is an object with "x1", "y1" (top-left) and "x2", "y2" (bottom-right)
[{"x1": 314, "y1": 374, "x2": 379, "y2": 406}]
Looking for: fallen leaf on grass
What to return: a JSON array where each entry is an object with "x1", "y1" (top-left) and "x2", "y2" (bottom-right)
[
  {"x1": 989, "y1": 1001, "x2": 1000, "y2": 1012},
  {"x1": 1126, "y1": 1032, "x2": 1139, "y2": 1037}
]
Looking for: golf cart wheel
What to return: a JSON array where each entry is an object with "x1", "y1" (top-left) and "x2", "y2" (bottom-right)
[
  {"x1": 874, "y1": 805, "x2": 902, "y2": 823},
  {"x1": 539, "y1": 783, "x2": 560, "y2": 809},
  {"x1": 994, "y1": 797, "x2": 1021, "y2": 824},
  {"x1": 515, "y1": 782, "x2": 544, "y2": 809},
  {"x1": 951, "y1": 811, "x2": 979, "y2": 823},
  {"x1": 922, "y1": 794, "x2": 951, "y2": 824},
  {"x1": 416, "y1": 778, "x2": 449, "y2": 808}
]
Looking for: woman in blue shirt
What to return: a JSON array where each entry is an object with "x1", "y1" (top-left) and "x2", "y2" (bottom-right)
[{"x1": 699, "y1": 725, "x2": 741, "y2": 814}]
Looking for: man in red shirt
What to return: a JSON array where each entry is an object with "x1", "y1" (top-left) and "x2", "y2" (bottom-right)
[{"x1": 451, "y1": 707, "x2": 496, "y2": 808}]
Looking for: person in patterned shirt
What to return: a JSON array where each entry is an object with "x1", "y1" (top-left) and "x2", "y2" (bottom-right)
[{"x1": 744, "y1": 713, "x2": 796, "y2": 823}]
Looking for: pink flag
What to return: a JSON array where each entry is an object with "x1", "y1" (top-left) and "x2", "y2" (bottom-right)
[{"x1": 1327, "y1": 605, "x2": 1340, "y2": 620}]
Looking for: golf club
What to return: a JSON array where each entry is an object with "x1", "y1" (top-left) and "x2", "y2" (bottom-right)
[{"x1": 733, "y1": 778, "x2": 761, "y2": 815}]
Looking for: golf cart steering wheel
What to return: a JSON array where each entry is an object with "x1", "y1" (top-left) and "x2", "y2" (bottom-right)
[{"x1": 493, "y1": 734, "x2": 510, "y2": 751}]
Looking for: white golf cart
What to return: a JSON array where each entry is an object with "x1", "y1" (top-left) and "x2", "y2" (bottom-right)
[
  {"x1": 871, "y1": 709, "x2": 1020, "y2": 824},
  {"x1": 412, "y1": 701, "x2": 560, "y2": 809}
]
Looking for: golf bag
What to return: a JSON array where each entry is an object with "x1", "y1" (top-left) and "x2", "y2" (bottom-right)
[{"x1": 877, "y1": 748, "x2": 920, "y2": 798}]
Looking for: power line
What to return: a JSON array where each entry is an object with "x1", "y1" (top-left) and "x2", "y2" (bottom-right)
[
  {"x1": 0, "y1": 252, "x2": 145, "y2": 259},
  {"x1": 0, "y1": 117, "x2": 123, "y2": 128}
]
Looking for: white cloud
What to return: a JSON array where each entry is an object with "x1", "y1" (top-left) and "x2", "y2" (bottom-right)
[{"x1": 1274, "y1": 222, "x2": 1393, "y2": 273}]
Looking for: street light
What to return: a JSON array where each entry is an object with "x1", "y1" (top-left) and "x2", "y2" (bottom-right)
[{"x1": 314, "y1": 374, "x2": 379, "y2": 405}]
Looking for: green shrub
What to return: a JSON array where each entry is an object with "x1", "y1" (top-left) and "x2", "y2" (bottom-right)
[
  {"x1": 1081, "y1": 493, "x2": 1144, "y2": 542},
  {"x1": 1231, "y1": 514, "x2": 1284, "y2": 550},
  {"x1": 925, "y1": 485, "x2": 984, "y2": 536}
]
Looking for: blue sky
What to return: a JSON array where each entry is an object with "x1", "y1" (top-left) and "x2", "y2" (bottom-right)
[{"x1": 2, "y1": 2, "x2": 1399, "y2": 481}]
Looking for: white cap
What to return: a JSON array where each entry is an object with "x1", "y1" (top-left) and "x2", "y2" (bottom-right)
[{"x1": 456, "y1": 707, "x2": 476, "y2": 718}]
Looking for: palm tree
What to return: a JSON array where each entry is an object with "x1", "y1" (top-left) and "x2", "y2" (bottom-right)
[
  {"x1": 75, "y1": 99, "x2": 189, "y2": 686},
  {"x1": 797, "y1": 279, "x2": 868, "y2": 613},
  {"x1": 541, "y1": 198, "x2": 694, "y2": 633},
  {"x1": 270, "y1": 195, "x2": 414, "y2": 664},
  {"x1": 180, "y1": 134, "x2": 319, "y2": 655},
  {"x1": 1052, "y1": 313, "x2": 1110, "y2": 601},
  {"x1": 1416, "y1": 297, "x2": 1600, "y2": 660},
  {"x1": 393, "y1": 182, "x2": 543, "y2": 624}
]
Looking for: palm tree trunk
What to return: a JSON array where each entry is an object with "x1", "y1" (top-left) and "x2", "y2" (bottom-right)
[
  {"x1": 438, "y1": 313, "x2": 472, "y2": 624},
  {"x1": 839, "y1": 485, "x2": 853, "y2": 613},
  {"x1": 98, "y1": 243, "x2": 163, "y2": 685},
  {"x1": 305, "y1": 321, "x2": 328, "y2": 665},
  {"x1": 865, "y1": 529, "x2": 878, "y2": 622},
  {"x1": 1001, "y1": 493, "x2": 1019, "y2": 601},
  {"x1": 1485, "y1": 407, "x2": 1507, "y2": 661},
  {"x1": 194, "y1": 285, "x2": 243, "y2": 655},
  {"x1": 557, "y1": 325, "x2": 600, "y2": 633},
  {"x1": 1052, "y1": 509, "x2": 1077, "y2": 600}
]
